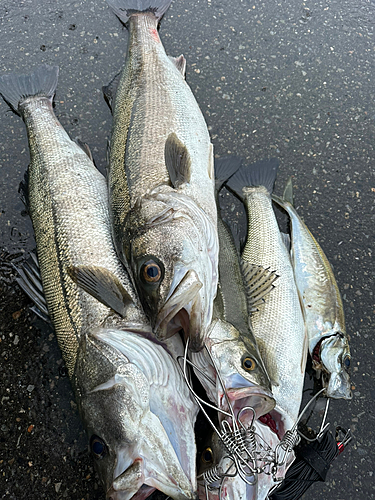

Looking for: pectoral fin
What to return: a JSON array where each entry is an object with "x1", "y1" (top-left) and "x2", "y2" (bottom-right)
[
  {"x1": 75, "y1": 139, "x2": 95, "y2": 164},
  {"x1": 164, "y1": 133, "x2": 191, "y2": 188},
  {"x1": 68, "y1": 265, "x2": 133, "y2": 316},
  {"x1": 283, "y1": 176, "x2": 294, "y2": 205},
  {"x1": 280, "y1": 232, "x2": 291, "y2": 253},
  {"x1": 241, "y1": 262, "x2": 278, "y2": 313}
]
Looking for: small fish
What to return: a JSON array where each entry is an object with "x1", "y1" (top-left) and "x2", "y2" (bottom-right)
[
  {"x1": 0, "y1": 65, "x2": 198, "y2": 499},
  {"x1": 105, "y1": 0, "x2": 218, "y2": 351},
  {"x1": 191, "y1": 157, "x2": 275, "y2": 421},
  {"x1": 227, "y1": 159, "x2": 307, "y2": 436},
  {"x1": 273, "y1": 179, "x2": 352, "y2": 400}
]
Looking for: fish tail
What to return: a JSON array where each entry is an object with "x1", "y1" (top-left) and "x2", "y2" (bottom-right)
[
  {"x1": 106, "y1": 0, "x2": 172, "y2": 24},
  {"x1": 0, "y1": 64, "x2": 58, "y2": 116},
  {"x1": 227, "y1": 158, "x2": 280, "y2": 200},
  {"x1": 214, "y1": 155, "x2": 243, "y2": 192}
]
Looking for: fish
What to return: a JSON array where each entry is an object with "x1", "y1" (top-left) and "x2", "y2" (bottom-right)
[
  {"x1": 227, "y1": 158, "x2": 307, "y2": 439},
  {"x1": 272, "y1": 178, "x2": 352, "y2": 400},
  {"x1": 0, "y1": 64, "x2": 198, "y2": 500},
  {"x1": 105, "y1": 0, "x2": 218, "y2": 351},
  {"x1": 76, "y1": 327, "x2": 199, "y2": 500},
  {"x1": 190, "y1": 157, "x2": 275, "y2": 421}
]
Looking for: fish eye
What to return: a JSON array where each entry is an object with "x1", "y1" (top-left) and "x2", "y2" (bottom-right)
[
  {"x1": 141, "y1": 259, "x2": 163, "y2": 283},
  {"x1": 242, "y1": 356, "x2": 256, "y2": 371},
  {"x1": 344, "y1": 355, "x2": 351, "y2": 369},
  {"x1": 201, "y1": 447, "x2": 213, "y2": 464},
  {"x1": 90, "y1": 435, "x2": 107, "y2": 460}
]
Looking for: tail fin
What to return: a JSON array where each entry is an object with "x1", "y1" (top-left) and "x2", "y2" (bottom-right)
[
  {"x1": 214, "y1": 155, "x2": 243, "y2": 192},
  {"x1": 0, "y1": 64, "x2": 58, "y2": 115},
  {"x1": 226, "y1": 158, "x2": 280, "y2": 201},
  {"x1": 106, "y1": 0, "x2": 172, "y2": 24}
]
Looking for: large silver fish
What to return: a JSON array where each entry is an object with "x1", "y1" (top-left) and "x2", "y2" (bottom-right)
[
  {"x1": 227, "y1": 159, "x2": 307, "y2": 437},
  {"x1": 0, "y1": 65, "x2": 198, "y2": 500},
  {"x1": 106, "y1": 0, "x2": 218, "y2": 351},
  {"x1": 273, "y1": 179, "x2": 352, "y2": 400},
  {"x1": 191, "y1": 157, "x2": 275, "y2": 421}
]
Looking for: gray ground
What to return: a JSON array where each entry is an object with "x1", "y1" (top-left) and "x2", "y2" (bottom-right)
[{"x1": 0, "y1": 0, "x2": 373, "y2": 498}]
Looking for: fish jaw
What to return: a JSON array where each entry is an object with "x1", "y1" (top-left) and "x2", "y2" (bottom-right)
[
  {"x1": 107, "y1": 445, "x2": 197, "y2": 500},
  {"x1": 103, "y1": 410, "x2": 197, "y2": 500},
  {"x1": 318, "y1": 334, "x2": 352, "y2": 399},
  {"x1": 155, "y1": 268, "x2": 203, "y2": 338},
  {"x1": 324, "y1": 370, "x2": 352, "y2": 399}
]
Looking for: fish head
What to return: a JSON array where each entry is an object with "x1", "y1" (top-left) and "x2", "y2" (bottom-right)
[
  {"x1": 73, "y1": 329, "x2": 198, "y2": 500},
  {"x1": 197, "y1": 432, "x2": 237, "y2": 499},
  {"x1": 320, "y1": 334, "x2": 352, "y2": 399},
  {"x1": 125, "y1": 194, "x2": 218, "y2": 351},
  {"x1": 197, "y1": 430, "x2": 258, "y2": 500},
  {"x1": 192, "y1": 319, "x2": 275, "y2": 420}
]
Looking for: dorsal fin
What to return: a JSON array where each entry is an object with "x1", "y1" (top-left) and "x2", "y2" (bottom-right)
[
  {"x1": 75, "y1": 138, "x2": 94, "y2": 162},
  {"x1": 169, "y1": 55, "x2": 187, "y2": 77},
  {"x1": 102, "y1": 71, "x2": 121, "y2": 112},
  {"x1": 164, "y1": 132, "x2": 191, "y2": 188},
  {"x1": 18, "y1": 167, "x2": 30, "y2": 213},
  {"x1": 241, "y1": 261, "x2": 278, "y2": 313}
]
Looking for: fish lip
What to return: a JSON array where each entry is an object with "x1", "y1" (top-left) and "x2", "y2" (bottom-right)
[
  {"x1": 107, "y1": 458, "x2": 197, "y2": 500},
  {"x1": 107, "y1": 484, "x2": 155, "y2": 500},
  {"x1": 155, "y1": 268, "x2": 203, "y2": 343},
  {"x1": 325, "y1": 371, "x2": 352, "y2": 400},
  {"x1": 223, "y1": 386, "x2": 276, "y2": 420}
]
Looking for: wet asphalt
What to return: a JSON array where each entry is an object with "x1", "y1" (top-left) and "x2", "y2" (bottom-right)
[{"x1": 0, "y1": 0, "x2": 374, "y2": 499}]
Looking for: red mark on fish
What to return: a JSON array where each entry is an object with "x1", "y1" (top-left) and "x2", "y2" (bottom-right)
[{"x1": 149, "y1": 28, "x2": 160, "y2": 43}]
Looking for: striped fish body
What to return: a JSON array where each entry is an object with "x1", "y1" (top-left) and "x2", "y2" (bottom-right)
[
  {"x1": 107, "y1": 9, "x2": 218, "y2": 350},
  {"x1": 21, "y1": 96, "x2": 141, "y2": 377},
  {"x1": 241, "y1": 186, "x2": 306, "y2": 424},
  {"x1": 109, "y1": 13, "x2": 216, "y2": 238}
]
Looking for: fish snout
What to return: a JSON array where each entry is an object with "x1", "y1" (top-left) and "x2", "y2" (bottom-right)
[
  {"x1": 155, "y1": 268, "x2": 203, "y2": 343},
  {"x1": 325, "y1": 371, "x2": 352, "y2": 400}
]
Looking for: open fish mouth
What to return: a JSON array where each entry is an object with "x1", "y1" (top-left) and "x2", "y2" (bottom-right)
[
  {"x1": 155, "y1": 268, "x2": 206, "y2": 349},
  {"x1": 219, "y1": 385, "x2": 275, "y2": 422},
  {"x1": 258, "y1": 408, "x2": 294, "y2": 441},
  {"x1": 107, "y1": 456, "x2": 196, "y2": 500}
]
